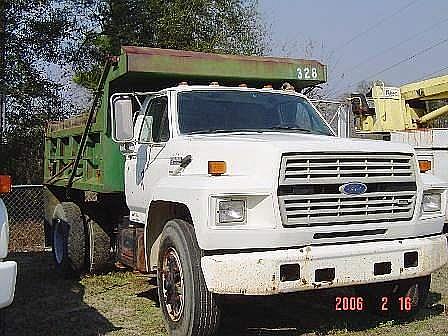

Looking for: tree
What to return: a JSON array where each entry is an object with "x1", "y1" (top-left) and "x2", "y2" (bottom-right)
[
  {"x1": 0, "y1": 1, "x2": 69, "y2": 183},
  {"x1": 65, "y1": 0, "x2": 269, "y2": 89},
  {"x1": 1, "y1": 0, "x2": 269, "y2": 183}
]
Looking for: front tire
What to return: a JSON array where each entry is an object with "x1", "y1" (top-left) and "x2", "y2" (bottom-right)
[
  {"x1": 356, "y1": 275, "x2": 431, "y2": 318},
  {"x1": 157, "y1": 219, "x2": 221, "y2": 336}
]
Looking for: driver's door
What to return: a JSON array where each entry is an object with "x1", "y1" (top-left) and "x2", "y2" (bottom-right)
[{"x1": 125, "y1": 95, "x2": 170, "y2": 223}]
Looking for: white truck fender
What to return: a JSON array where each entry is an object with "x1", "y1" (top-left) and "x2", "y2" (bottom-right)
[{"x1": 0, "y1": 199, "x2": 9, "y2": 259}]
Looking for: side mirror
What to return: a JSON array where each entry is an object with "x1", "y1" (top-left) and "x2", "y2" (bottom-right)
[{"x1": 111, "y1": 95, "x2": 134, "y2": 142}]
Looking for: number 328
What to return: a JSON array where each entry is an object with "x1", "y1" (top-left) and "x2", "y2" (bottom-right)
[{"x1": 297, "y1": 67, "x2": 318, "y2": 80}]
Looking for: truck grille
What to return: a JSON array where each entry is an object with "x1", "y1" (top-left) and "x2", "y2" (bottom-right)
[
  {"x1": 280, "y1": 153, "x2": 415, "y2": 185},
  {"x1": 278, "y1": 153, "x2": 417, "y2": 227}
]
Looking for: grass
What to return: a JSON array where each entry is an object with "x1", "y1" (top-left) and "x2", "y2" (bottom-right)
[{"x1": 3, "y1": 251, "x2": 448, "y2": 336}]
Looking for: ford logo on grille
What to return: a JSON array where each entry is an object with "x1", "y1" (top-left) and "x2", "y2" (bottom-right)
[{"x1": 339, "y1": 182, "x2": 367, "y2": 195}]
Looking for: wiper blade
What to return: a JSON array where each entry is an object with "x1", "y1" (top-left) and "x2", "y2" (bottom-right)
[
  {"x1": 268, "y1": 126, "x2": 312, "y2": 133},
  {"x1": 188, "y1": 128, "x2": 264, "y2": 134},
  {"x1": 187, "y1": 129, "x2": 215, "y2": 134},
  {"x1": 213, "y1": 129, "x2": 264, "y2": 134}
]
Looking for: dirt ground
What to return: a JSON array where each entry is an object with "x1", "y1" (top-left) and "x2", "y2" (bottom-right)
[{"x1": 3, "y1": 251, "x2": 448, "y2": 336}]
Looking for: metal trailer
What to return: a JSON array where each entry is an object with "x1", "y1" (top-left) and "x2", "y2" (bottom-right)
[{"x1": 43, "y1": 46, "x2": 327, "y2": 273}]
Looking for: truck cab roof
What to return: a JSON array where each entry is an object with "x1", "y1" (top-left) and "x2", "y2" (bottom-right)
[{"x1": 151, "y1": 85, "x2": 310, "y2": 99}]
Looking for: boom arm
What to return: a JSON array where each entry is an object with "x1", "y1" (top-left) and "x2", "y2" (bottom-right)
[{"x1": 351, "y1": 74, "x2": 448, "y2": 132}]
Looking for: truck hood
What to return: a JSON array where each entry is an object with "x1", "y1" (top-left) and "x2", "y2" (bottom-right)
[
  {"x1": 165, "y1": 133, "x2": 416, "y2": 181},
  {"x1": 181, "y1": 132, "x2": 414, "y2": 154}
]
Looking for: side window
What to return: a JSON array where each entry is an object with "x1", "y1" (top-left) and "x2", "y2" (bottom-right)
[{"x1": 139, "y1": 96, "x2": 169, "y2": 143}]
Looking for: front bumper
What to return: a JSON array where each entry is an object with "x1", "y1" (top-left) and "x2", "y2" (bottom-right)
[
  {"x1": 201, "y1": 235, "x2": 448, "y2": 295},
  {"x1": 0, "y1": 261, "x2": 17, "y2": 308}
]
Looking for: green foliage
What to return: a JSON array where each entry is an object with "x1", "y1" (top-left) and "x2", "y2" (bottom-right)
[
  {"x1": 66, "y1": 0, "x2": 269, "y2": 89},
  {"x1": 2, "y1": 0, "x2": 269, "y2": 183},
  {"x1": 0, "y1": 1, "x2": 70, "y2": 184}
]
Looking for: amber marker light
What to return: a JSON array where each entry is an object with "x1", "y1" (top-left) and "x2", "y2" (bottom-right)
[
  {"x1": 418, "y1": 160, "x2": 432, "y2": 173},
  {"x1": 208, "y1": 161, "x2": 226, "y2": 176},
  {"x1": 0, "y1": 175, "x2": 12, "y2": 193}
]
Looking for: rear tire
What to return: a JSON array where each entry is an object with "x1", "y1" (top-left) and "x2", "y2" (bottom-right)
[
  {"x1": 157, "y1": 219, "x2": 221, "y2": 336},
  {"x1": 86, "y1": 216, "x2": 114, "y2": 273},
  {"x1": 51, "y1": 202, "x2": 86, "y2": 275}
]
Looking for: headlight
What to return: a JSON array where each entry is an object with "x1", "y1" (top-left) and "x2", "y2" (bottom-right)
[
  {"x1": 422, "y1": 192, "x2": 441, "y2": 213},
  {"x1": 218, "y1": 200, "x2": 246, "y2": 224}
]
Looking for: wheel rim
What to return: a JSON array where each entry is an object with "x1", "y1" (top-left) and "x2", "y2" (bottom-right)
[
  {"x1": 53, "y1": 219, "x2": 65, "y2": 264},
  {"x1": 405, "y1": 283, "x2": 420, "y2": 309},
  {"x1": 161, "y1": 247, "x2": 185, "y2": 322}
]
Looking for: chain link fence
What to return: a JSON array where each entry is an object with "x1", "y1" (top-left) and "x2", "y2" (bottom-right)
[
  {"x1": 2, "y1": 185, "x2": 46, "y2": 251},
  {"x1": 312, "y1": 100, "x2": 353, "y2": 137}
]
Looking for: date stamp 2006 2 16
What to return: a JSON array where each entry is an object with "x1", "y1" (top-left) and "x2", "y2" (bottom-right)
[{"x1": 335, "y1": 296, "x2": 414, "y2": 312}]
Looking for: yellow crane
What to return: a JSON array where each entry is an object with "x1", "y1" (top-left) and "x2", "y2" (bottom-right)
[
  {"x1": 350, "y1": 74, "x2": 448, "y2": 231},
  {"x1": 351, "y1": 74, "x2": 448, "y2": 132}
]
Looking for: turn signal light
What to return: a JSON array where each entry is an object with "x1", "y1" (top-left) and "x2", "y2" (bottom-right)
[
  {"x1": 0, "y1": 175, "x2": 12, "y2": 193},
  {"x1": 418, "y1": 160, "x2": 432, "y2": 173},
  {"x1": 208, "y1": 161, "x2": 226, "y2": 176}
]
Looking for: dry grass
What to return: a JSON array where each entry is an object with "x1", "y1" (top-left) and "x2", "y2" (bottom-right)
[
  {"x1": 8, "y1": 220, "x2": 45, "y2": 252},
  {"x1": 3, "y1": 251, "x2": 448, "y2": 336}
]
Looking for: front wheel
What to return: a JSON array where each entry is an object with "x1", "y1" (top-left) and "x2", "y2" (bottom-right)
[
  {"x1": 157, "y1": 219, "x2": 221, "y2": 336},
  {"x1": 355, "y1": 275, "x2": 431, "y2": 318}
]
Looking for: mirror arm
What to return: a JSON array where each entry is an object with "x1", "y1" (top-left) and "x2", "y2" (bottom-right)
[{"x1": 120, "y1": 141, "x2": 136, "y2": 155}]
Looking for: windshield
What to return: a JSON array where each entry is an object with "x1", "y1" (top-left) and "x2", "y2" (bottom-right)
[{"x1": 178, "y1": 90, "x2": 333, "y2": 136}]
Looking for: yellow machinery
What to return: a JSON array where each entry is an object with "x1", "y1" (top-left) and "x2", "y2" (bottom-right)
[
  {"x1": 350, "y1": 74, "x2": 448, "y2": 230},
  {"x1": 351, "y1": 74, "x2": 448, "y2": 132}
]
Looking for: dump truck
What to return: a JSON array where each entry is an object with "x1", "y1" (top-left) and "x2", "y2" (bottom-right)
[
  {"x1": 351, "y1": 75, "x2": 448, "y2": 231},
  {"x1": 44, "y1": 47, "x2": 448, "y2": 336}
]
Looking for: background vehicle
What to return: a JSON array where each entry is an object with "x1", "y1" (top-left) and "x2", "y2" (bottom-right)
[
  {"x1": 44, "y1": 47, "x2": 448, "y2": 336},
  {"x1": 0, "y1": 175, "x2": 17, "y2": 330},
  {"x1": 351, "y1": 74, "x2": 448, "y2": 231}
]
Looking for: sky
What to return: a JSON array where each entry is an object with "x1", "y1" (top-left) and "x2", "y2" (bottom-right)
[{"x1": 259, "y1": 0, "x2": 448, "y2": 98}]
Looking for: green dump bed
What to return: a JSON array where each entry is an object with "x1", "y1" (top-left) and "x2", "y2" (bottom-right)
[{"x1": 44, "y1": 46, "x2": 327, "y2": 193}]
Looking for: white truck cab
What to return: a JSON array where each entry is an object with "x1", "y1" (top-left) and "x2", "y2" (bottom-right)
[
  {"x1": 111, "y1": 85, "x2": 448, "y2": 334},
  {"x1": 0, "y1": 176, "x2": 17, "y2": 310}
]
